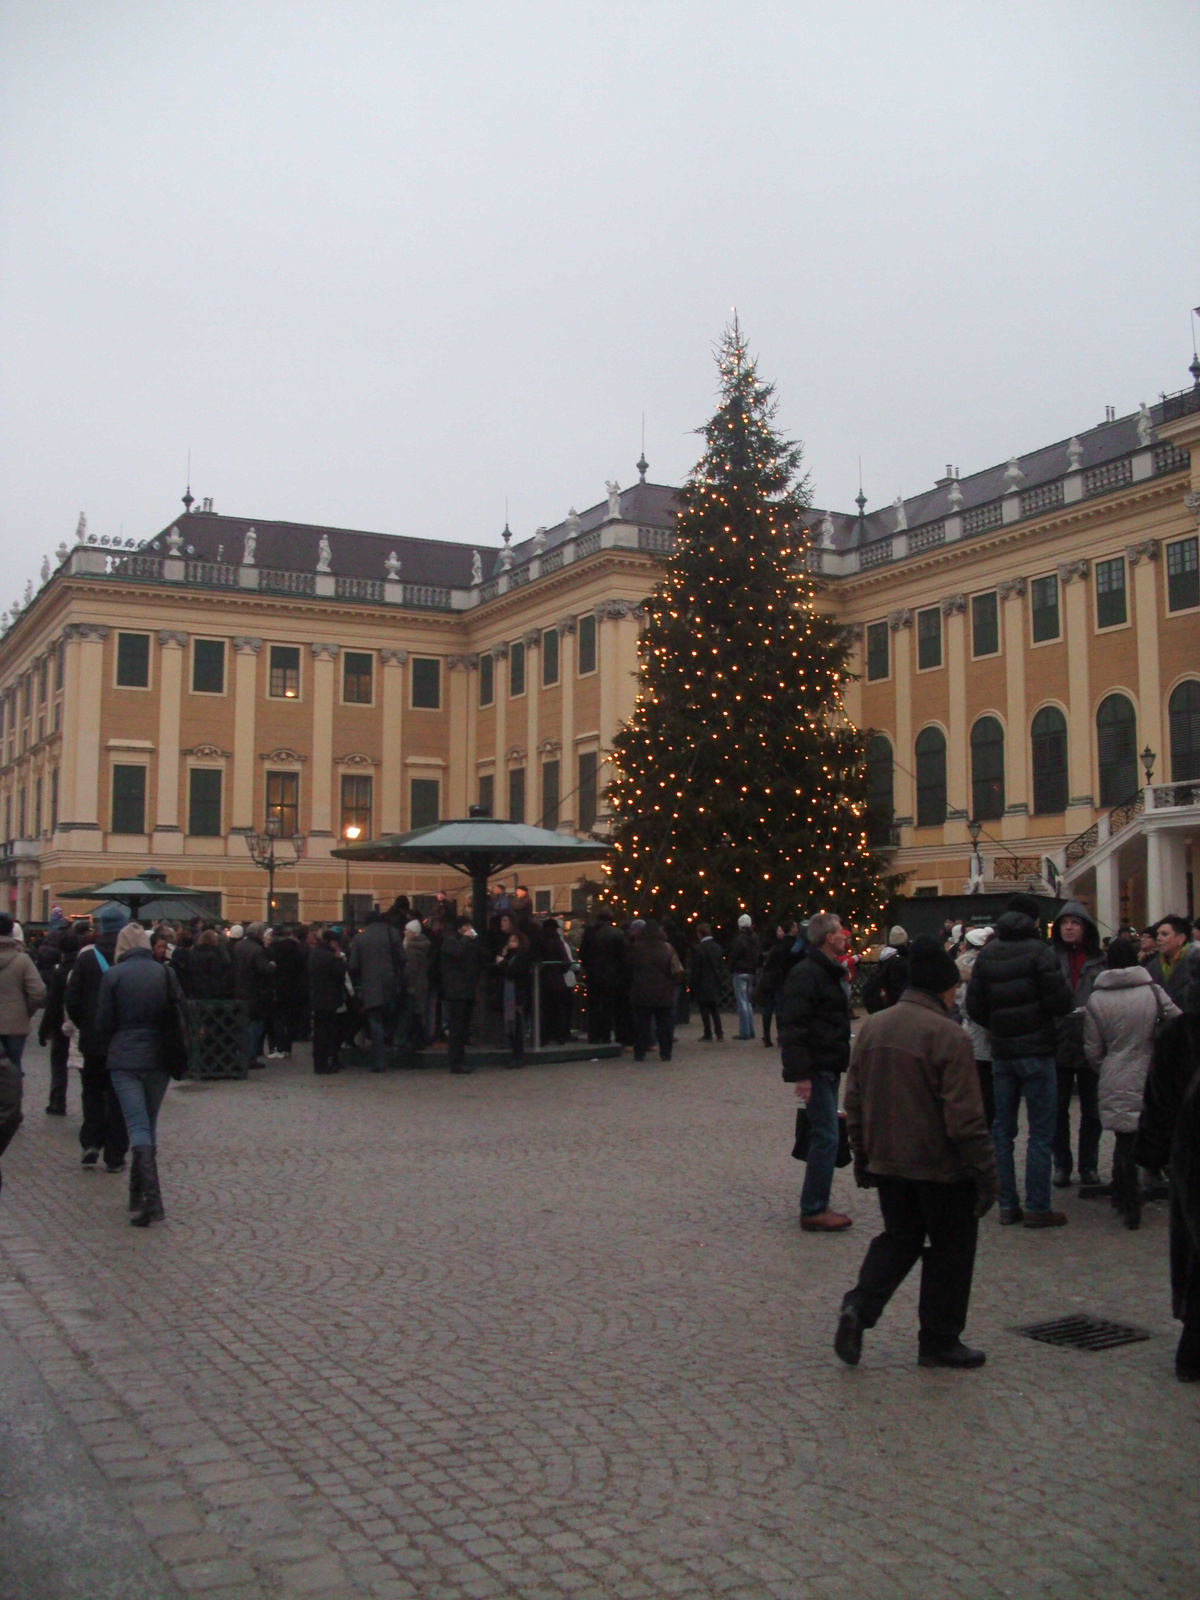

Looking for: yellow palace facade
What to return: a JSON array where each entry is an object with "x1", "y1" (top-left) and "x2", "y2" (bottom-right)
[{"x1": 2, "y1": 373, "x2": 1198, "y2": 933}]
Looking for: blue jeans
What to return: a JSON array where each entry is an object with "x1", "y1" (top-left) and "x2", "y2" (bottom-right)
[
  {"x1": 732, "y1": 974, "x2": 755, "y2": 1038},
  {"x1": 800, "y1": 1071, "x2": 842, "y2": 1217},
  {"x1": 109, "y1": 1070, "x2": 169, "y2": 1148},
  {"x1": 243, "y1": 1019, "x2": 265, "y2": 1069},
  {"x1": 992, "y1": 1056, "x2": 1057, "y2": 1213}
]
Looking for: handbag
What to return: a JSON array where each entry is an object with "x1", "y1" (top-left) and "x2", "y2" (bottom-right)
[
  {"x1": 160, "y1": 972, "x2": 190, "y2": 1082},
  {"x1": 791, "y1": 1106, "x2": 852, "y2": 1167}
]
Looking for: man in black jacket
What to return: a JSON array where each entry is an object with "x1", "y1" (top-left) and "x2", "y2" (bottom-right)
[
  {"x1": 779, "y1": 911, "x2": 853, "y2": 1232},
  {"x1": 965, "y1": 893, "x2": 1074, "y2": 1228},
  {"x1": 65, "y1": 905, "x2": 130, "y2": 1171},
  {"x1": 440, "y1": 917, "x2": 482, "y2": 1074},
  {"x1": 580, "y1": 911, "x2": 629, "y2": 1045}
]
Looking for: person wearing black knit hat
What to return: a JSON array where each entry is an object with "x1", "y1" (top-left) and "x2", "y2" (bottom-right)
[{"x1": 836, "y1": 935, "x2": 998, "y2": 1370}]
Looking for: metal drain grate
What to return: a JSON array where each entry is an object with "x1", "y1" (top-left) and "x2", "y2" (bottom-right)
[{"x1": 1020, "y1": 1314, "x2": 1150, "y2": 1353}]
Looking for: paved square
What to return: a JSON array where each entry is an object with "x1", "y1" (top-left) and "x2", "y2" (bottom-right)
[{"x1": 1, "y1": 1031, "x2": 1195, "y2": 1599}]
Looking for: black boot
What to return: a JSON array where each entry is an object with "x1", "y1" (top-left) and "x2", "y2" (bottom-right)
[
  {"x1": 128, "y1": 1153, "x2": 144, "y2": 1213},
  {"x1": 130, "y1": 1147, "x2": 165, "y2": 1227}
]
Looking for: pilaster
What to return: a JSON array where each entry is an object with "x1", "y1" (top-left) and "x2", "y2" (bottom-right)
[
  {"x1": 1127, "y1": 540, "x2": 1162, "y2": 766},
  {"x1": 941, "y1": 595, "x2": 968, "y2": 839},
  {"x1": 231, "y1": 637, "x2": 262, "y2": 832},
  {"x1": 524, "y1": 631, "x2": 540, "y2": 821},
  {"x1": 310, "y1": 643, "x2": 339, "y2": 844},
  {"x1": 60, "y1": 623, "x2": 107, "y2": 835},
  {"x1": 998, "y1": 579, "x2": 1028, "y2": 838},
  {"x1": 1059, "y1": 561, "x2": 1093, "y2": 829},
  {"x1": 380, "y1": 650, "x2": 407, "y2": 834},
  {"x1": 557, "y1": 619, "x2": 577, "y2": 829},
  {"x1": 888, "y1": 612, "x2": 913, "y2": 829},
  {"x1": 154, "y1": 630, "x2": 187, "y2": 849}
]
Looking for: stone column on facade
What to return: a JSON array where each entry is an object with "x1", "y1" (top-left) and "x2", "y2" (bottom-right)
[
  {"x1": 231, "y1": 637, "x2": 262, "y2": 834},
  {"x1": 840, "y1": 624, "x2": 863, "y2": 733},
  {"x1": 1058, "y1": 561, "x2": 1093, "y2": 830},
  {"x1": 1127, "y1": 541, "x2": 1163, "y2": 767},
  {"x1": 998, "y1": 578, "x2": 1028, "y2": 840},
  {"x1": 941, "y1": 595, "x2": 968, "y2": 841},
  {"x1": 309, "y1": 643, "x2": 339, "y2": 850},
  {"x1": 446, "y1": 656, "x2": 476, "y2": 818},
  {"x1": 888, "y1": 612, "x2": 913, "y2": 829},
  {"x1": 523, "y1": 631, "x2": 541, "y2": 822},
  {"x1": 1094, "y1": 851, "x2": 1122, "y2": 938},
  {"x1": 492, "y1": 644, "x2": 509, "y2": 817},
  {"x1": 153, "y1": 630, "x2": 187, "y2": 852},
  {"x1": 60, "y1": 623, "x2": 107, "y2": 842},
  {"x1": 379, "y1": 650, "x2": 407, "y2": 834},
  {"x1": 557, "y1": 619, "x2": 577, "y2": 830},
  {"x1": 1146, "y1": 826, "x2": 1188, "y2": 924}
]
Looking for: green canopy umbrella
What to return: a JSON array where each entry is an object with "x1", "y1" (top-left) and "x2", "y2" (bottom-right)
[
  {"x1": 332, "y1": 813, "x2": 612, "y2": 930},
  {"x1": 61, "y1": 867, "x2": 211, "y2": 922}
]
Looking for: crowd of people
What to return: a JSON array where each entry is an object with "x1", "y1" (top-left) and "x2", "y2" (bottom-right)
[{"x1": 0, "y1": 888, "x2": 1196, "y2": 1381}]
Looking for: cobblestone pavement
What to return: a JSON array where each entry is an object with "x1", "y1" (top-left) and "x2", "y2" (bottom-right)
[{"x1": 1, "y1": 1030, "x2": 1196, "y2": 1600}]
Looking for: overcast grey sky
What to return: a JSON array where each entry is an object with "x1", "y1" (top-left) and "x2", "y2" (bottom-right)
[{"x1": 3, "y1": 2, "x2": 1198, "y2": 590}]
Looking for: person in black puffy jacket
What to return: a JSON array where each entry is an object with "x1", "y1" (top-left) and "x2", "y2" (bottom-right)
[{"x1": 965, "y1": 893, "x2": 1074, "y2": 1229}]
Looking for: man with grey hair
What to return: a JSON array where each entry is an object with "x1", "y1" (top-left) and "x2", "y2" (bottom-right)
[{"x1": 779, "y1": 911, "x2": 854, "y2": 1231}]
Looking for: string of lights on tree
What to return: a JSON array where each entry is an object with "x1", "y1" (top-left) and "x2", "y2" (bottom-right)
[{"x1": 603, "y1": 321, "x2": 893, "y2": 930}]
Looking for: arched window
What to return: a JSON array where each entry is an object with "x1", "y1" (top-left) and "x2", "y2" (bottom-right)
[
  {"x1": 1096, "y1": 693, "x2": 1137, "y2": 806},
  {"x1": 1169, "y1": 680, "x2": 1200, "y2": 782},
  {"x1": 970, "y1": 717, "x2": 1005, "y2": 821},
  {"x1": 865, "y1": 734, "x2": 894, "y2": 846},
  {"x1": 915, "y1": 727, "x2": 947, "y2": 828},
  {"x1": 1031, "y1": 706, "x2": 1069, "y2": 814}
]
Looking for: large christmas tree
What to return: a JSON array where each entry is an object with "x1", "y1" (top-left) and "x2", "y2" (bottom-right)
[{"x1": 605, "y1": 324, "x2": 890, "y2": 930}]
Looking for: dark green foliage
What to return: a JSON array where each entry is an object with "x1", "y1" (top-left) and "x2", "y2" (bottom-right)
[{"x1": 605, "y1": 324, "x2": 891, "y2": 929}]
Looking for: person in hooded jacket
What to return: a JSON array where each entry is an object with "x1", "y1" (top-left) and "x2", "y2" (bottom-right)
[
  {"x1": 1136, "y1": 944, "x2": 1200, "y2": 1380},
  {"x1": 965, "y1": 893, "x2": 1074, "y2": 1228},
  {"x1": 0, "y1": 912, "x2": 46, "y2": 1071},
  {"x1": 183, "y1": 928, "x2": 232, "y2": 1000},
  {"x1": 1050, "y1": 901, "x2": 1107, "y2": 1189},
  {"x1": 95, "y1": 922, "x2": 185, "y2": 1227},
  {"x1": 580, "y1": 911, "x2": 630, "y2": 1045},
  {"x1": 1084, "y1": 936, "x2": 1180, "y2": 1227},
  {"x1": 629, "y1": 920, "x2": 681, "y2": 1062},
  {"x1": 65, "y1": 903, "x2": 129, "y2": 1172},
  {"x1": 38, "y1": 930, "x2": 80, "y2": 1116}
]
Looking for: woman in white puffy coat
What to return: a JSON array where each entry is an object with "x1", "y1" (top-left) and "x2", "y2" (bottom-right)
[{"x1": 1083, "y1": 937, "x2": 1180, "y2": 1228}]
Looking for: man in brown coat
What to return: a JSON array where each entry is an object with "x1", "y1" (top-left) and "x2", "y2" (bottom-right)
[{"x1": 836, "y1": 935, "x2": 998, "y2": 1370}]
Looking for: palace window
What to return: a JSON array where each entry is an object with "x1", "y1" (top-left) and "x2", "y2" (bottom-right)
[
  {"x1": 1031, "y1": 707, "x2": 1068, "y2": 814},
  {"x1": 265, "y1": 770, "x2": 299, "y2": 835},
  {"x1": 970, "y1": 717, "x2": 1005, "y2": 821},
  {"x1": 343, "y1": 652, "x2": 373, "y2": 704},
  {"x1": 116, "y1": 632, "x2": 150, "y2": 688},
  {"x1": 865, "y1": 734, "x2": 894, "y2": 845},
  {"x1": 188, "y1": 769, "x2": 223, "y2": 836},
  {"x1": 915, "y1": 727, "x2": 947, "y2": 828},
  {"x1": 865, "y1": 621, "x2": 889, "y2": 682},
  {"x1": 111, "y1": 765, "x2": 147, "y2": 834},
  {"x1": 916, "y1": 608, "x2": 941, "y2": 670},
  {"x1": 1031, "y1": 574, "x2": 1060, "y2": 642},
  {"x1": 1096, "y1": 557, "x2": 1127, "y2": 628},
  {"x1": 268, "y1": 646, "x2": 300, "y2": 698},
  {"x1": 541, "y1": 760, "x2": 560, "y2": 830},
  {"x1": 509, "y1": 641, "x2": 526, "y2": 697},
  {"x1": 1167, "y1": 536, "x2": 1199, "y2": 613},
  {"x1": 410, "y1": 777, "x2": 439, "y2": 829},
  {"x1": 411, "y1": 658, "x2": 440, "y2": 709},
  {"x1": 1168, "y1": 680, "x2": 1200, "y2": 782},
  {"x1": 193, "y1": 639, "x2": 225, "y2": 694},
  {"x1": 971, "y1": 592, "x2": 999, "y2": 657},
  {"x1": 479, "y1": 653, "x2": 494, "y2": 707},
  {"x1": 542, "y1": 628, "x2": 560, "y2": 687},
  {"x1": 577, "y1": 613, "x2": 597, "y2": 675},
  {"x1": 508, "y1": 766, "x2": 526, "y2": 824},
  {"x1": 1096, "y1": 694, "x2": 1137, "y2": 806},
  {"x1": 477, "y1": 773, "x2": 494, "y2": 815},
  {"x1": 577, "y1": 751, "x2": 598, "y2": 832},
  {"x1": 340, "y1": 773, "x2": 372, "y2": 838}
]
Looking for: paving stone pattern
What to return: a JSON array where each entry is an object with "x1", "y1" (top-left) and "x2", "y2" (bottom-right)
[{"x1": 1, "y1": 1033, "x2": 1196, "y2": 1599}]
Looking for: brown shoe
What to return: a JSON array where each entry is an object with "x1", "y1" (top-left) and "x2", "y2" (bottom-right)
[
  {"x1": 801, "y1": 1210, "x2": 853, "y2": 1233},
  {"x1": 1023, "y1": 1210, "x2": 1068, "y2": 1229}
]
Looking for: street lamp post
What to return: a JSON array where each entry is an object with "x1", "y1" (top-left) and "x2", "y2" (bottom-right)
[
  {"x1": 342, "y1": 824, "x2": 361, "y2": 926},
  {"x1": 244, "y1": 816, "x2": 306, "y2": 923},
  {"x1": 967, "y1": 817, "x2": 984, "y2": 893},
  {"x1": 1140, "y1": 746, "x2": 1156, "y2": 785}
]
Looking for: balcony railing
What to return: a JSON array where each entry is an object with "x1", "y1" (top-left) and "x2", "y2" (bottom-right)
[
  {"x1": 859, "y1": 538, "x2": 893, "y2": 569},
  {"x1": 1161, "y1": 384, "x2": 1200, "y2": 423},
  {"x1": 259, "y1": 568, "x2": 316, "y2": 596},
  {"x1": 335, "y1": 575, "x2": 384, "y2": 602},
  {"x1": 1084, "y1": 458, "x2": 1133, "y2": 497}
]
